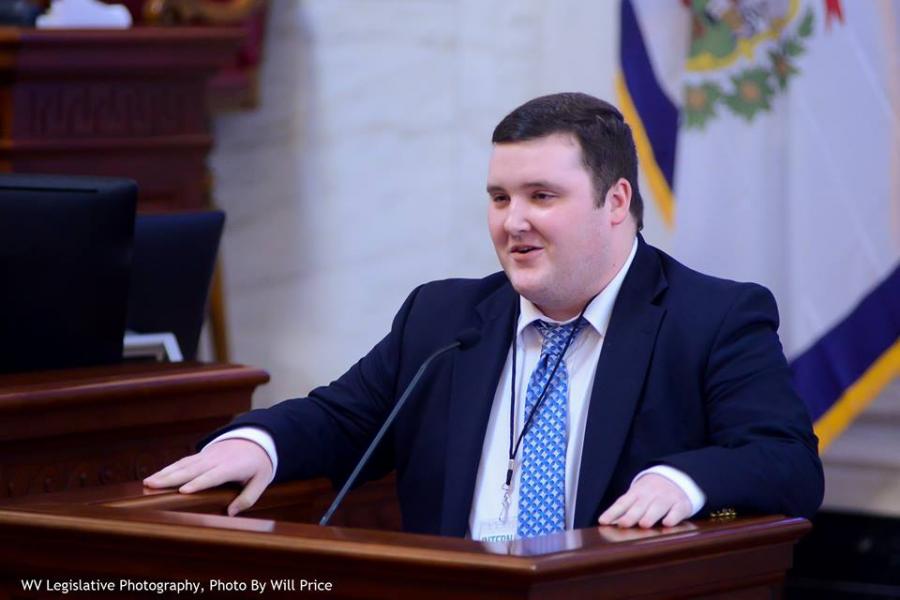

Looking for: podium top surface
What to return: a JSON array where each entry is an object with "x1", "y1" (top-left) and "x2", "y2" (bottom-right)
[
  {"x1": 0, "y1": 482, "x2": 811, "y2": 599},
  {"x1": 0, "y1": 26, "x2": 245, "y2": 73},
  {"x1": 0, "y1": 362, "x2": 269, "y2": 410},
  {"x1": 0, "y1": 25, "x2": 245, "y2": 45},
  {"x1": 0, "y1": 479, "x2": 810, "y2": 564}
]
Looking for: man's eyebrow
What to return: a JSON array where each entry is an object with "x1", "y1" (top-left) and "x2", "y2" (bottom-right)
[
  {"x1": 520, "y1": 180, "x2": 560, "y2": 190},
  {"x1": 487, "y1": 181, "x2": 561, "y2": 193}
]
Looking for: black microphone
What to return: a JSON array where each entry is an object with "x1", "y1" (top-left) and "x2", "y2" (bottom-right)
[{"x1": 319, "y1": 328, "x2": 482, "y2": 526}]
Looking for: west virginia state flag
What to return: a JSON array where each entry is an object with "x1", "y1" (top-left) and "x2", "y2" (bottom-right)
[{"x1": 619, "y1": 0, "x2": 900, "y2": 450}]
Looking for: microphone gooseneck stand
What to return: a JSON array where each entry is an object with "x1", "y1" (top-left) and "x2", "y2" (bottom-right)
[{"x1": 319, "y1": 328, "x2": 481, "y2": 526}]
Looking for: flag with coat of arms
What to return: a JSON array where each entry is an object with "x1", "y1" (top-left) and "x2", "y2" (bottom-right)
[{"x1": 618, "y1": 0, "x2": 900, "y2": 450}]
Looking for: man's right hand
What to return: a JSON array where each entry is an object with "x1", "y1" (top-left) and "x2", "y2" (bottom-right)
[{"x1": 143, "y1": 439, "x2": 274, "y2": 516}]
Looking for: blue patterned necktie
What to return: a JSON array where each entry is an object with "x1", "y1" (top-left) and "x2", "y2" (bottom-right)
[{"x1": 517, "y1": 319, "x2": 585, "y2": 539}]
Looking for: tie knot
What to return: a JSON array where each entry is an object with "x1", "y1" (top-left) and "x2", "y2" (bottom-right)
[{"x1": 534, "y1": 319, "x2": 585, "y2": 358}]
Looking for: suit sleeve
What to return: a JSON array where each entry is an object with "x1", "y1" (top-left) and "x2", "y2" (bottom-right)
[
  {"x1": 209, "y1": 285, "x2": 424, "y2": 486},
  {"x1": 658, "y1": 284, "x2": 824, "y2": 518}
]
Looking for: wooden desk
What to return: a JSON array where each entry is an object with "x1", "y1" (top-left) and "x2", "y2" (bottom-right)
[
  {"x1": 0, "y1": 482, "x2": 810, "y2": 599},
  {"x1": 0, "y1": 362, "x2": 268, "y2": 498}
]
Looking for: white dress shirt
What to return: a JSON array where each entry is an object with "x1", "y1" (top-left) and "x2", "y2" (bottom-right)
[{"x1": 213, "y1": 239, "x2": 705, "y2": 537}]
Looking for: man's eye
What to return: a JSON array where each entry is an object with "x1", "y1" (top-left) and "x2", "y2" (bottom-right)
[
  {"x1": 491, "y1": 195, "x2": 509, "y2": 203},
  {"x1": 533, "y1": 192, "x2": 555, "y2": 201}
]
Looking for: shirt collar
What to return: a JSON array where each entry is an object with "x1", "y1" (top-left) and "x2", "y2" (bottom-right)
[{"x1": 516, "y1": 237, "x2": 639, "y2": 338}]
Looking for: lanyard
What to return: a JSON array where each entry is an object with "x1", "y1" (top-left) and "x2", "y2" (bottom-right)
[{"x1": 499, "y1": 301, "x2": 588, "y2": 521}]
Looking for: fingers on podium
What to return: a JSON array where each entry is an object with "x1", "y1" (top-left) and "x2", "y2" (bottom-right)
[
  {"x1": 598, "y1": 474, "x2": 692, "y2": 529},
  {"x1": 227, "y1": 471, "x2": 269, "y2": 517},
  {"x1": 143, "y1": 453, "x2": 203, "y2": 489}
]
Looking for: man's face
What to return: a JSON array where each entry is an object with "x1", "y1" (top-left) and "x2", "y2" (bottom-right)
[{"x1": 487, "y1": 133, "x2": 624, "y2": 320}]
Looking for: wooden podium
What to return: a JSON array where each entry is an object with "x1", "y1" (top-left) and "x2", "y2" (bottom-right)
[{"x1": 0, "y1": 481, "x2": 810, "y2": 599}]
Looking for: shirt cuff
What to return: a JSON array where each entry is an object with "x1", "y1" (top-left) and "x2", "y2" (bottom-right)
[
  {"x1": 206, "y1": 427, "x2": 279, "y2": 485},
  {"x1": 633, "y1": 465, "x2": 706, "y2": 516}
]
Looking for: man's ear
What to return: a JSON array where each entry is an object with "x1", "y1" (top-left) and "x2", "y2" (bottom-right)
[{"x1": 604, "y1": 178, "x2": 632, "y2": 225}]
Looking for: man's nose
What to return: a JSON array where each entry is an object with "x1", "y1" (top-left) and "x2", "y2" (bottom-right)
[{"x1": 504, "y1": 197, "x2": 531, "y2": 236}]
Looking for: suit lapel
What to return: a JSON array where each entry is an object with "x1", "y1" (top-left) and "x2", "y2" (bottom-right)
[
  {"x1": 573, "y1": 238, "x2": 668, "y2": 527},
  {"x1": 439, "y1": 283, "x2": 517, "y2": 537}
]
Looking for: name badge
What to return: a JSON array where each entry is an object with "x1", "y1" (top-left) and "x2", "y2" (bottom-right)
[{"x1": 473, "y1": 516, "x2": 517, "y2": 543}]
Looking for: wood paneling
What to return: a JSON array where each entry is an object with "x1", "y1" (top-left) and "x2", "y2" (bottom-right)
[
  {"x1": 0, "y1": 27, "x2": 243, "y2": 211},
  {"x1": 0, "y1": 362, "x2": 268, "y2": 498}
]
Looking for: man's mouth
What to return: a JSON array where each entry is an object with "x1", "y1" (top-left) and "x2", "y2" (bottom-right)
[{"x1": 510, "y1": 245, "x2": 542, "y2": 255}]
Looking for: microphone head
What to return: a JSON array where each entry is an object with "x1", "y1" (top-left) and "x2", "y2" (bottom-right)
[{"x1": 455, "y1": 328, "x2": 482, "y2": 349}]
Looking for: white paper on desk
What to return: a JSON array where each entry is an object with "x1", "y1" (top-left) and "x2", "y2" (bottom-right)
[{"x1": 123, "y1": 332, "x2": 183, "y2": 363}]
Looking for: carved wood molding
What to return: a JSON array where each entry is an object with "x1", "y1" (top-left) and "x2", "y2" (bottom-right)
[{"x1": 21, "y1": 83, "x2": 198, "y2": 139}]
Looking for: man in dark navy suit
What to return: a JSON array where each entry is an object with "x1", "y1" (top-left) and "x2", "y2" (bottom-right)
[{"x1": 146, "y1": 93, "x2": 823, "y2": 538}]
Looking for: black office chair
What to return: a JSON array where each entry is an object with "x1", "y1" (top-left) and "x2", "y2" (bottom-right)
[{"x1": 126, "y1": 210, "x2": 225, "y2": 361}]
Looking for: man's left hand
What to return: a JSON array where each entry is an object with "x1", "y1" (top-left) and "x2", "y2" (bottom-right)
[{"x1": 598, "y1": 473, "x2": 692, "y2": 528}]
